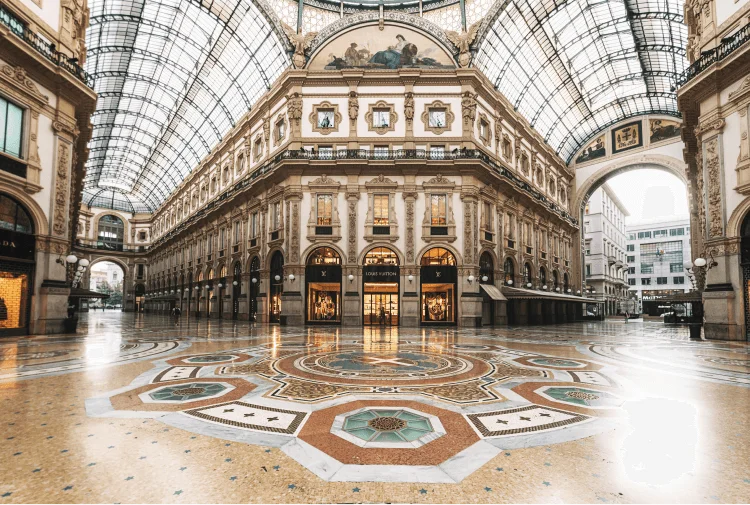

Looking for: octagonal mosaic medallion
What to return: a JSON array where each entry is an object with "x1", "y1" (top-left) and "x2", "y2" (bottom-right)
[
  {"x1": 140, "y1": 381, "x2": 235, "y2": 403},
  {"x1": 535, "y1": 386, "x2": 623, "y2": 409},
  {"x1": 184, "y1": 354, "x2": 239, "y2": 364},
  {"x1": 331, "y1": 406, "x2": 446, "y2": 448}
]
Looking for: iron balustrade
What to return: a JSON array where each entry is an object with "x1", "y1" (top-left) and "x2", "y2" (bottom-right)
[
  {"x1": 0, "y1": 4, "x2": 93, "y2": 87},
  {"x1": 677, "y1": 23, "x2": 750, "y2": 87},
  {"x1": 74, "y1": 239, "x2": 149, "y2": 253},
  {"x1": 148, "y1": 148, "x2": 579, "y2": 250}
]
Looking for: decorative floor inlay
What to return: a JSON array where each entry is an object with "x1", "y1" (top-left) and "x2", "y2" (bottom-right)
[
  {"x1": 332, "y1": 406, "x2": 445, "y2": 448},
  {"x1": 466, "y1": 405, "x2": 590, "y2": 437},
  {"x1": 184, "y1": 401, "x2": 307, "y2": 434},
  {"x1": 140, "y1": 382, "x2": 235, "y2": 403},
  {"x1": 535, "y1": 386, "x2": 623, "y2": 409},
  {"x1": 152, "y1": 366, "x2": 202, "y2": 383}
]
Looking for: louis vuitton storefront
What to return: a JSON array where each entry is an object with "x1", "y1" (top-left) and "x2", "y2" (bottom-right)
[
  {"x1": 420, "y1": 247, "x2": 457, "y2": 326},
  {"x1": 306, "y1": 247, "x2": 342, "y2": 324},
  {"x1": 0, "y1": 194, "x2": 35, "y2": 337},
  {"x1": 362, "y1": 247, "x2": 399, "y2": 326}
]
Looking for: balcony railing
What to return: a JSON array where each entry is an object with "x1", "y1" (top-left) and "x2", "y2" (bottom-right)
[
  {"x1": 0, "y1": 3, "x2": 93, "y2": 87},
  {"x1": 74, "y1": 239, "x2": 148, "y2": 253},
  {"x1": 677, "y1": 23, "x2": 750, "y2": 87}
]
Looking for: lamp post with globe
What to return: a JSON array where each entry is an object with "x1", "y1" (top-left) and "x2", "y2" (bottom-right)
[{"x1": 683, "y1": 255, "x2": 717, "y2": 339}]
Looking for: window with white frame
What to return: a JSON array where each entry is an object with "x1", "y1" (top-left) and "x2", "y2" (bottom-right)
[
  {"x1": 316, "y1": 194, "x2": 333, "y2": 225},
  {"x1": 373, "y1": 194, "x2": 389, "y2": 225},
  {"x1": 430, "y1": 194, "x2": 447, "y2": 225},
  {"x1": 0, "y1": 96, "x2": 23, "y2": 159}
]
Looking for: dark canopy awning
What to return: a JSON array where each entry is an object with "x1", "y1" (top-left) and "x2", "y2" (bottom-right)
[
  {"x1": 69, "y1": 288, "x2": 110, "y2": 299},
  {"x1": 501, "y1": 287, "x2": 601, "y2": 303}
]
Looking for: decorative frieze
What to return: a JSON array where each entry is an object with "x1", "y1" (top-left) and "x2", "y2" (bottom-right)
[
  {"x1": 53, "y1": 143, "x2": 71, "y2": 236},
  {"x1": 704, "y1": 137, "x2": 724, "y2": 238}
]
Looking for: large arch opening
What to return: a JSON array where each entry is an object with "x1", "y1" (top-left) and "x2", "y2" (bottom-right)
[
  {"x1": 306, "y1": 247, "x2": 342, "y2": 324},
  {"x1": 363, "y1": 246, "x2": 400, "y2": 326},
  {"x1": 576, "y1": 159, "x2": 691, "y2": 318},
  {"x1": 0, "y1": 193, "x2": 35, "y2": 336},
  {"x1": 89, "y1": 261, "x2": 125, "y2": 311},
  {"x1": 420, "y1": 247, "x2": 457, "y2": 326}
]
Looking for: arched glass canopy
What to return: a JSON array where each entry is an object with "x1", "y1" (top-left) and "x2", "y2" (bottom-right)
[
  {"x1": 82, "y1": 0, "x2": 289, "y2": 212},
  {"x1": 474, "y1": 0, "x2": 687, "y2": 162}
]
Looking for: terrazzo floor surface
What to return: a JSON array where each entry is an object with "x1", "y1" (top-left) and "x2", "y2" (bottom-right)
[{"x1": 1, "y1": 312, "x2": 749, "y2": 503}]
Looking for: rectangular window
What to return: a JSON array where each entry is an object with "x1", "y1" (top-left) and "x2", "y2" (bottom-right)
[
  {"x1": 137, "y1": 264, "x2": 144, "y2": 278},
  {"x1": 482, "y1": 201, "x2": 491, "y2": 230},
  {"x1": 641, "y1": 263, "x2": 653, "y2": 274},
  {"x1": 628, "y1": 267, "x2": 635, "y2": 274},
  {"x1": 220, "y1": 228, "x2": 226, "y2": 250},
  {"x1": 251, "y1": 212, "x2": 258, "y2": 238},
  {"x1": 670, "y1": 262, "x2": 683, "y2": 273},
  {"x1": 656, "y1": 277, "x2": 668, "y2": 285},
  {"x1": 373, "y1": 194, "x2": 389, "y2": 225},
  {"x1": 653, "y1": 229, "x2": 668, "y2": 238},
  {"x1": 0, "y1": 96, "x2": 24, "y2": 158},
  {"x1": 627, "y1": 244, "x2": 634, "y2": 252},
  {"x1": 207, "y1": 235, "x2": 213, "y2": 255},
  {"x1": 429, "y1": 145, "x2": 445, "y2": 159},
  {"x1": 585, "y1": 264, "x2": 591, "y2": 277},
  {"x1": 628, "y1": 278, "x2": 636, "y2": 285},
  {"x1": 627, "y1": 255, "x2": 635, "y2": 262},
  {"x1": 317, "y1": 194, "x2": 333, "y2": 225},
  {"x1": 641, "y1": 278, "x2": 651, "y2": 285},
  {"x1": 638, "y1": 231, "x2": 651, "y2": 239},
  {"x1": 372, "y1": 109, "x2": 390, "y2": 128},
  {"x1": 430, "y1": 194, "x2": 447, "y2": 225},
  {"x1": 628, "y1": 233, "x2": 636, "y2": 240},
  {"x1": 272, "y1": 202, "x2": 281, "y2": 230},
  {"x1": 585, "y1": 249, "x2": 590, "y2": 255},
  {"x1": 428, "y1": 109, "x2": 446, "y2": 128},
  {"x1": 233, "y1": 221, "x2": 240, "y2": 244},
  {"x1": 669, "y1": 228, "x2": 684, "y2": 236},
  {"x1": 276, "y1": 120, "x2": 285, "y2": 141},
  {"x1": 317, "y1": 110, "x2": 335, "y2": 128}
]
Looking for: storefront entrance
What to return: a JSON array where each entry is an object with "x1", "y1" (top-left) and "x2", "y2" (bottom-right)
[
  {"x1": 0, "y1": 194, "x2": 35, "y2": 337},
  {"x1": 362, "y1": 247, "x2": 400, "y2": 326},
  {"x1": 420, "y1": 248, "x2": 457, "y2": 326},
  {"x1": 249, "y1": 256, "x2": 260, "y2": 321},
  {"x1": 306, "y1": 247, "x2": 342, "y2": 324},
  {"x1": 269, "y1": 251, "x2": 283, "y2": 323}
]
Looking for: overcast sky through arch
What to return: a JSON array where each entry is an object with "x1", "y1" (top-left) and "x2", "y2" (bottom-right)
[{"x1": 602, "y1": 169, "x2": 689, "y2": 225}]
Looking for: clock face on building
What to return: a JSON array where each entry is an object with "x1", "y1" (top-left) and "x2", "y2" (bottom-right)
[
  {"x1": 317, "y1": 111, "x2": 335, "y2": 128},
  {"x1": 428, "y1": 109, "x2": 446, "y2": 128}
]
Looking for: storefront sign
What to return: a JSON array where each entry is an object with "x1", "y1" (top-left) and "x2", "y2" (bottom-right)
[
  {"x1": 363, "y1": 265, "x2": 399, "y2": 282},
  {"x1": 420, "y1": 265, "x2": 457, "y2": 283},
  {"x1": 306, "y1": 264, "x2": 342, "y2": 283},
  {"x1": 0, "y1": 231, "x2": 35, "y2": 260}
]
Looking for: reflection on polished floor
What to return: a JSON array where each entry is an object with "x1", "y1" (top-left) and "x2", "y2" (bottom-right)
[{"x1": 1, "y1": 313, "x2": 749, "y2": 503}]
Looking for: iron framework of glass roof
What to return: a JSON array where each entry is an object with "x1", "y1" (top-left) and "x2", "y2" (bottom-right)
[
  {"x1": 81, "y1": 0, "x2": 289, "y2": 213},
  {"x1": 81, "y1": 0, "x2": 687, "y2": 212},
  {"x1": 474, "y1": 0, "x2": 686, "y2": 163}
]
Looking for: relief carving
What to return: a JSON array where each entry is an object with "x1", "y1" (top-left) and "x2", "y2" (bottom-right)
[
  {"x1": 53, "y1": 144, "x2": 70, "y2": 236},
  {"x1": 461, "y1": 91, "x2": 477, "y2": 128},
  {"x1": 291, "y1": 202, "x2": 300, "y2": 263},
  {"x1": 348, "y1": 198, "x2": 357, "y2": 263},
  {"x1": 705, "y1": 137, "x2": 724, "y2": 238}
]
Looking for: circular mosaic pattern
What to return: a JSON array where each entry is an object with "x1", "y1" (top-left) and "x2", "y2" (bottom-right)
[
  {"x1": 537, "y1": 386, "x2": 622, "y2": 409},
  {"x1": 528, "y1": 358, "x2": 586, "y2": 368},
  {"x1": 185, "y1": 354, "x2": 238, "y2": 363},
  {"x1": 343, "y1": 409, "x2": 433, "y2": 443},
  {"x1": 290, "y1": 349, "x2": 474, "y2": 381},
  {"x1": 147, "y1": 382, "x2": 229, "y2": 402}
]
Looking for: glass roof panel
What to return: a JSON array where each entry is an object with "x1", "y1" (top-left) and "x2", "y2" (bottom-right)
[
  {"x1": 83, "y1": 0, "x2": 288, "y2": 212},
  {"x1": 474, "y1": 0, "x2": 686, "y2": 162}
]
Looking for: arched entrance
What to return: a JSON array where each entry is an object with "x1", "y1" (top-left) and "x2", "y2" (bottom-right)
[
  {"x1": 269, "y1": 251, "x2": 283, "y2": 323},
  {"x1": 306, "y1": 247, "x2": 342, "y2": 324},
  {"x1": 0, "y1": 193, "x2": 35, "y2": 336},
  {"x1": 195, "y1": 270, "x2": 204, "y2": 317},
  {"x1": 206, "y1": 268, "x2": 215, "y2": 317},
  {"x1": 216, "y1": 265, "x2": 227, "y2": 318},
  {"x1": 362, "y1": 247, "x2": 400, "y2": 326},
  {"x1": 89, "y1": 261, "x2": 125, "y2": 311},
  {"x1": 249, "y1": 256, "x2": 260, "y2": 321},
  {"x1": 97, "y1": 215, "x2": 125, "y2": 251},
  {"x1": 479, "y1": 251, "x2": 494, "y2": 326},
  {"x1": 232, "y1": 262, "x2": 241, "y2": 320},
  {"x1": 420, "y1": 247, "x2": 457, "y2": 326}
]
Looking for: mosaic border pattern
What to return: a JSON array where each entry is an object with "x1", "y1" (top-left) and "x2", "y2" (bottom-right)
[
  {"x1": 184, "y1": 400, "x2": 307, "y2": 435},
  {"x1": 466, "y1": 404, "x2": 590, "y2": 437}
]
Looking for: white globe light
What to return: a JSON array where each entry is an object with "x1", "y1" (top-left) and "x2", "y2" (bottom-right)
[
  {"x1": 567, "y1": 289, "x2": 572, "y2": 293},
  {"x1": 348, "y1": 274, "x2": 354, "y2": 281},
  {"x1": 184, "y1": 288, "x2": 188, "y2": 291},
  {"x1": 289, "y1": 274, "x2": 295, "y2": 281},
  {"x1": 481, "y1": 275, "x2": 489, "y2": 282},
  {"x1": 218, "y1": 283, "x2": 223, "y2": 288},
  {"x1": 195, "y1": 286, "x2": 199, "y2": 290},
  {"x1": 507, "y1": 279, "x2": 513, "y2": 285},
  {"x1": 576, "y1": 290, "x2": 581, "y2": 294},
  {"x1": 408, "y1": 274, "x2": 414, "y2": 282},
  {"x1": 251, "y1": 277, "x2": 258, "y2": 284},
  {"x1": 232, "y1": 281, "x2": 238, "y2": 286},
  {"x1": 543, "y1": 285, "x2": 548, "y2": 290},
  {"x1": 77, "y1": 266, "x2": 84, "y2": 271},
  {"x1": 274, "y1": 275, "x2": 281, "y2": 282},
  {"x1": 694, "y1": 257, "x2": 707, "y2": 267},
  {"x1": 683, "y1": 260, "x2": 694, "y2": 269},
  {"x1": 79, "y1": 259, "x2": 90, "y2": 267},
  {"x1": 526, "y1": 282, "x2": 532, "y2": 288},
  {"x1": 555, "y1": 287, "x2": 560, "y2": 292},
  {"x1": 65, "y1": 254, "x2": 78, "y2": 264},
  {"x1": 468, "y1": 275, "x2": 475, "y2": 283}
]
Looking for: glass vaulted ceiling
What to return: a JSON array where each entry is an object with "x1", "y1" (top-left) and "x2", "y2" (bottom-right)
[
  {"x1": 81, "y1": 0, "x2": 686, "y2": 212},
  {"x1": 81, "y1": 0, "x2": 288, "y2": 213},
  {"x1": 474, "y1": 0, "x2": 686, "y2": 163}
]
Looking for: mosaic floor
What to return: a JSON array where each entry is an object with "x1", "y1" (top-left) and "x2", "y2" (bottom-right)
[{"x1": 1, "y1": 313, "x2": 749, "y2": 503}]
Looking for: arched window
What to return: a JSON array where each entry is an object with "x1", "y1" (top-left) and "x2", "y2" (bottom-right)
[
  {"x1": 563, "y1": 273, "x2": 570, "y2": 293},
  {"x1": 479, "y1": 252, "x2": 493, "y2": 283},
  {"x1": 552, "y1": 270, "x2": 559, "y2": 290},
  {"x1": 364, "y1": 247, "x2": 399, "y2": 265},
  {"x1": 503, "y1": 258, "x2": 514, "y2": 284},
  {"x1": 219, "y1": 265, "x2": 227, "y2": 278},
  {"x1": 307, "y1": 247, "x2": 341, "y2": 265},
  {"x1": 539, "y1": 267, "x2": 547, "y2": 287},
  {"x1": 523, "y1": 262, "x2": 533, "y2": 286},
  {"x1": 420, "y1": 247, "x2": 456, "y2": 266},
  {"x1": 97, "y1": 215, "x2": 124, "y2": 251},
  {"x1": 0, "y1": 194, "x2": 34, "y2": 234},
  {"x1": 233, "y1": 262, "x2": 241, "y2": 278}
]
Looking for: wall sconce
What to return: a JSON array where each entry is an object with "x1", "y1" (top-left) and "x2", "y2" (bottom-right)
[
  {"x1": 408, "y1": 274, "x2": 414, "y2": 283},
  {"x1": 252, "y1": 277, "x2": 258, "y2": 284},
  {"x1": 288, "y1": 274, "x2": 295, "y2": 282},
  {"x1": 576, "y1": 290, "x2": 581, "y2": 295},
  {"x1": 274, "y1": 275, "x2": 281, "y2": 282},
  {"x1": 217, "y1": 283, "x2": 223, "y2": 288},
  {"x1": 555, "y1": 287, "x2": 560, "y2": 292},
  {"x1": 567, "y1": 288, "x2": 572, "y2": 293},
  {"x1": 526, "y1": 282, "x2": 532, "y2": 288},
  {"x1": 184, "y1": 288, "x2": 188, "y2": 291},
  {"x1": 348, "y1": 274, "x2": 354, "y2": 282},
  {"x1": 481, "y1": 275, "x2": 489, "y2": 282},
  {"x1": 506, "y1": 279, "x2": 513, "y2": 285},
  {"x1": 195, "y1": 285, "x2": 200, "y2": 290},
  {"x1": 232, "y1": 281, "x2": 238, "y2": 286},
  {"x1": 467, "y1": 275, "x2": 474, "y2": 283},
  {"x1": 542, "y1": 284, "x2": 548, "y2": 290}
]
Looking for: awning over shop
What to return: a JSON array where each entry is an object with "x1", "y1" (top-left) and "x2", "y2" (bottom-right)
[
  {"x1": 69, "y1": 288, "x2": 110, "y2": 299},
  {"x1": 501, "y1": 287, "x2": 601, "y2": 303},
  {"x1": 480, "y1": 284, "x2": 507, "y2": 301},
  {"x1": 661, "y1": 291, "x2": 702, "y2": 303}
]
